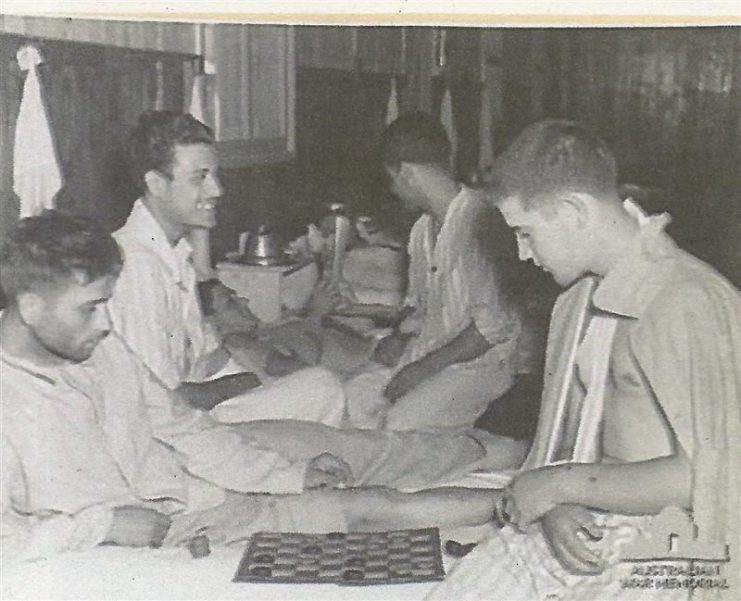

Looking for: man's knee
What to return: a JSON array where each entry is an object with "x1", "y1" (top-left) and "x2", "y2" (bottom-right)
[
  {"x1": 303, "y1": 367, "x2": 344, "y2": 403},
  {"x1": 298, "y1": 366, "x2": 346, "y2": 425}
]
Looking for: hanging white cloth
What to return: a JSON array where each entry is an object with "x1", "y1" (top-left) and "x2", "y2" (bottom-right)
[
  {"x1": 439, "y1": 85, "x2": 457, "y2": 172},
  {"x1": 13, "y1": 45, "x2": 63, "y2": 218},
  {"x1": 154, "y1": 60, "x2": 165, "y2": 111},
  {"x1": 385, "y1": 76, "x2": 399, "y2": 126},
  {"x1": 188, "y1": 72, "x2": 207, "y2": 124},
  {"x1": 478, "y1": 79, "x2": 495, "y2": 177},
  {"x1": 187, "y1": 64, "x2": 215, "y2": 281}
]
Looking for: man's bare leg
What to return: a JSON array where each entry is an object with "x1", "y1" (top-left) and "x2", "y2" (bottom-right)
[{"x1": 326, "y1": 486, "x2": 501, "y2": 532}]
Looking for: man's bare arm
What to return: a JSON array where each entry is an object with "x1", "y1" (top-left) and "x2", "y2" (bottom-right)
[
  {"x1": 332, "y1": 303, "x2": 409, "y2": 327},
  {"x1": 506, "y1": 452, "x2": 692, "y2": 527},
  {"x1": 384, "y1": 322, "x2": 491, "y2": 401},
  {"x1": 341, "y1": 487, "x2": 503, "y2": 532},
  {"x1": 554, "y1": 453, "x2": 692, "y2": 514},
  {"x1": 177, "y1": 372, "x2": 262, "y2": 411}
]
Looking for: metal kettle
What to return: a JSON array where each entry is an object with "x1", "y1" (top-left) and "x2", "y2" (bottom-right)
[{"x1": 242, "y1": 225, "x2": 289, "y2": 266}]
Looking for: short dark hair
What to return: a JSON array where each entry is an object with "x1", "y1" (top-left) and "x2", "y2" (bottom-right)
[
  {"x1": 129, "y1": 110, "x2": 214, "y2": 192},
  {"x1": 493, "y1": 119, "x2": 618, "y2": 209},
  {"x1": 0, "y1": 210, "x2": 122, "y2": 301},
  {"x1": 380, "y1": 112, "x2": 451, "y2": 173}
]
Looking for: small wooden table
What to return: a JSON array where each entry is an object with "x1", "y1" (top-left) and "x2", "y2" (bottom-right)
[{"x1": 217, "y1": 260, "x2": 319, "y2": 323}]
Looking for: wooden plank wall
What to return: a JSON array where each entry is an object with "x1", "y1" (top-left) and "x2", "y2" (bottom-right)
[{"x1": 0, "y1": 15, "x2": 198, "y2": 54}]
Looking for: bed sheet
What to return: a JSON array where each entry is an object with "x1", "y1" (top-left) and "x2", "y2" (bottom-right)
[
  {"x1": 3, "y1": 537, "x2": 470, "y2": 601},
  {"x1": 3, "y1": 476, "x2": 509, "y2": 600}
]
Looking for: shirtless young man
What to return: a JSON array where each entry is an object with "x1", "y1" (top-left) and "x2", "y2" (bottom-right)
[
  {"x1": 1, "y1": 212, "x2": 524, "y2": 563},
  {"x1": 428, "y1": 120, "x2": 740, "y2": 600}
]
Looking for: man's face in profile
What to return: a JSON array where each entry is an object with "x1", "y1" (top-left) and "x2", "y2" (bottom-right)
[
  {"x1": 154, "y1": 143, "x2": 223, "y2": 232},
  {"x1": 384, "y1": 165, "x2": 425, "y2": 214},
  {"x1": 498, "y1": 195, "x2": 587, "y2": 287},
  {"x1": 28, "y1": 274, "x2": 117, "y2": 362}
]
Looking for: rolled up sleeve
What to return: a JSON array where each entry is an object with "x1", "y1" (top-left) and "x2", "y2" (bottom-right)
[{"x1": 1, "y1": 438, "x2": 113, "y2": 563}]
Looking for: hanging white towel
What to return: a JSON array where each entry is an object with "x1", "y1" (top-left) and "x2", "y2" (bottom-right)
[
  {"x1": 13, "y1": 45, "x2": 63, "y2": 218},
  {"x1": 478, "y1": 80, "x2": 495, "y2": 177},
  {"x1": 439, "y1": 85, "x2": 457, "y2": 171},
  {"x1": 154, "y1": 60, "x2": 165, "y2": 111},
  {"x1": 187, "y1": 64, "x2": 215, "y2": 281},
  {"x1": 385, "y1": 76, "x2": 399, "y2": 126},
  {"x1": 188, "y1": 72, "x2": 207, "y2": 124}
]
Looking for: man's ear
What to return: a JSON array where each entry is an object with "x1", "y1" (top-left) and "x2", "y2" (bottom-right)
[
  {"x1": 16, "y1": 291, "x2": 45, "y2": 327},
  {"x1": 398, "y1": 161, "x2": 421, "y2": 186},
  {"x1": 558, "y1": 193, "x2": 594, "y2": 229},
  {"x1": 144, "y1": 169, "x2": 169, "y2": 197}
]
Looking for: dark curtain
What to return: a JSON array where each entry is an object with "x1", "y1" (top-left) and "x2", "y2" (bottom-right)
[
  {"x1": 209, "y1": 67, "x2": 399, "y2": 263},
  {"x1": 1, "y1": 34, "x2": 188, "y2": 239},
  {"x1": 497, "y1": 27, "x2": 741, "y2": 285},
  {"x1": 295, "y1": 67, "x2": 396, "y2": 226},
  {"x1": 547, "y1": 28, "x2": 741, "y2": 181},
  {"x1": 430, "y1": 74, "x2": 482, "y2": 183}
]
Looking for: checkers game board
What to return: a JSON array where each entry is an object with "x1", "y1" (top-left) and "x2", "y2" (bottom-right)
[{"x1": 233, "y1": 527, "x2": 445, "y2": 586}]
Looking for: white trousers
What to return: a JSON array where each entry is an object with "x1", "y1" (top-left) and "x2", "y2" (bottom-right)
[
  {"x1": 426, "y1": 514, "x2": 690, "y2": 601},
  {"x1": 346, "y1": 361, "x2": 514, "y2": 430},
  {"x1": 209, "y1": 363, "x2": 346, "y2": 427}
]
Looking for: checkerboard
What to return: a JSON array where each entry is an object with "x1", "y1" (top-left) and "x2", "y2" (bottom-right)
[{"x1": 233, "y1": 527, "x2": 445, "y2": 586}]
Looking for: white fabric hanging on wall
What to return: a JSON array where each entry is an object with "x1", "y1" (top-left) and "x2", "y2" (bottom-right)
[
  {"x1": 188, "y1": 57, "x2": 215, "y2": 281},
  {"x1": 478, "y1": 80, "x2": 495, "y2": 177},
  {"x1": 189, "y1": 72, "x2": 207, "y2": 124},
  {"x1": 385, "y1": 76, "x2": 399, "y2": 126},
  {"x1": 439, "y1": 85, "x2": 457, "y2": 172},
  {"x1": 13, "y1": 45, "x2": 63, "y2": 218}
]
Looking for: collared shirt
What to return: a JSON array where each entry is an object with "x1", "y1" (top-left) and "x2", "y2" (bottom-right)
[
  {"x1": 402, "y1": 186, "x2": 520, "y2": 371},
  {"x1": 1, "y1": 331, "x2": 308, "y2": 562},
  {"x1": 0, "y1": 334, "x2": 185, "y2": 562},
  {"x1": 110, "y1": 200, "x2": 220, "y2": 389},
  {"x1": 523, "y1": 200, "x2": 740, "y2": 560}
]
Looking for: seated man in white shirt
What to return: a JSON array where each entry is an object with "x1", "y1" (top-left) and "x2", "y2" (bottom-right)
[
  {"x1": 0, "y1": 212, "x2": 526, "y2": 562},
  {"x1": 342, "y1": 113, "x2": 522, "y2": 430},
  {"x1": 109, "y1": 110, "x2": 344, "y2": 426}
]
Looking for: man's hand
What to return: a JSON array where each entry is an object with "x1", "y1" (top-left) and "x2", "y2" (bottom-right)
[
  {"x1": 223, "y1": 333, "x2": 273, "y2": 376},
  {"x1": 307, "y1": 280, "x2": 344, "y2": 317},
  {"x1": 103, "y1": 505, "x2": 172, "y2": 548},
  {"x1": 540, "y1": 504, "x2": 605, "y2": 575},
  {"x1": 260, "y1": 323, "x2": 322, "y2": 366},
  {"x1": 383, "y1": 360, "x2": 429, "y2": 402},
  {"x1": 372, "y1": 331, "x2": 412, "y2": 368},
  {"x1": 264, "y1": 348, "x2": 305, "y2": 377},
  {"x1": 206, "y1": 282, "x2": 260, "y2": 336},
  {"x1": 503, "y1": 466, "x2": 560, "y2": 529},
  {"x1": 304, "y1": 453, "x2": 354, "y2": 489}
]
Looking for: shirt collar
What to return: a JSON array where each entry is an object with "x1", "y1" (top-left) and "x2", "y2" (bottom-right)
[
  {"x1": 591, "y1": 199, "x2": 677, "y2": 319},
  {"x1": 444, "y1": 185, "x2": 469, "y2": 221},
  {"x1": 1, "y1": 344, "x2": 60, "y2": 385},
  {"x1": 124, "y1": 200, "x2": 193, "y2": 257},
  {"x1": 121, "y1": 199, "x2": 194, "y2": 281}
]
